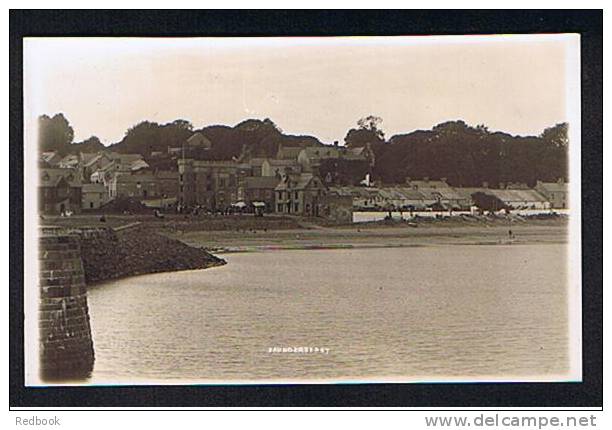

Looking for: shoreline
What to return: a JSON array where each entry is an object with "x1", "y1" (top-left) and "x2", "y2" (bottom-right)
[
  {"x1": 207, "y1": 239, "x2": 565, "y2": 254},
  {"x1": 40, "y1": 214, "x2": 568, "y2": 279},
  {"x1": 166, "y1": 219, "x2": 568, "y2": 254}
]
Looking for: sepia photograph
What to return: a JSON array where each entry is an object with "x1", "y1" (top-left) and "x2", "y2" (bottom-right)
[{"x1": 22, "y1": 32, "x2": 583, "y2": 387}]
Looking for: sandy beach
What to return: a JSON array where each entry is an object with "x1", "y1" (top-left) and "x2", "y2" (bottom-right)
[
  {"x1": 40, "y1": 213, "x2": 568, "y2": 254},
  {"x1": 166, "y1": 217, "x2": 568, "y2": 253}
]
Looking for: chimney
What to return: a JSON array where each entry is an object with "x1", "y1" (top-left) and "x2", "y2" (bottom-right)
[
  {"x1": 405, "y1": 176, "x2": 411, "y2": 184},
  {"x1": 558, "y1": 177, "x2": 564, "y2": 184},
  {"x1": 499, "y1": 182, "x2": 505, "y2": 189},
  {"x1": 482, "y1": 181, "x2": 489, "y2": 188},
  {"x1": 423, "y1": 176, "x2": 429, "y2": 183},
  {"x1": 440, "y1": 177, "x2": 447, "y2": 184}
]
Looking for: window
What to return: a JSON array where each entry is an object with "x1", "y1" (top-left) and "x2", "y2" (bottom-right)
[
  {"x1": 294, "y1": 191, "x2": 299, "y2": 199},
  {"x1": 294, "y1": 203, "x2": 299, "y2": 212},
  {"x1": 90, "y1": 202, "x2": 94, "y2": 209}
]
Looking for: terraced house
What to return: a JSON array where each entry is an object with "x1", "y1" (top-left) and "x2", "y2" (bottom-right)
[
  {"x1": 38, "y1": 166, "x2": 82, "y2": 214},
  {"x1": 274, "y1": 173, "x2": 327, "y2": 216},
  {"x1": 535, "y1": 179, "x2": 568, "y2": 209}
]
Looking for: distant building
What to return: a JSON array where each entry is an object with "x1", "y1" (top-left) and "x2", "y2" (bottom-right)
[
  {"x1": 82, "y1": 183, "x2": 109, "y2": 210},
  {"x1": 39, "y1": 167, "x2": 82, "y2": 214},
  {"x1": 275, "y1": 146, "x2": 304, "y2": 161},
  {"x1": 247, "y1": 158, "x2": 268, "y2": 177},
  {"x1": 274, "y1": 173, "x2": 327, "y2": 216},
  {"x1": 89, "y1": 162, "x2": 115, "y2": 185},
  {"x1": 186, "y1": 132, "x2": 212, "y2": 150},
  {"x1": 178, "y1": 159, "x2": 250, "y2": 209},
  {"x1": 57, "y1": 153, "x2": 81, "y2": 169},
  {"x1": 379, "y1": 187, "x2": 432, "y2": 210},
  {"x1": 341, "y1": 143, "x2": 375, "y2": 166},
  {"x1": 40, "y1": 151, "x2": 62, "y2": 166},
  {"x1": 155, "y1": 170, "x2": 180, "y2": 199},
  {"x1": 168, "y1": 132, "x2": 214, "y2": 158},
  {"x1": 455, "y1": 187, "x2": 550, "y2": 210},
  {"x1": 535, "y1": 179, "x2": 568, "y2": 209},
  {"x1": 405, "y1": 178, "x2": 470, "y2": 209},
  {"x1": 295, "y1": 144, "x2": 374, "y2": 175},
  {"x1": 83, "y1": 152, "x2": 114, "y2": 178},
  {"x1": 108, "y1": 152, "x2": 146, "y2": 172},
  {"x1": 240, "y1": 176, "x2": 281, "y2": 213},
  {"x1": 331, "y1": 186, "x2": 385, "y2": 210},
  {"x1": 261, "y1": 159, "x2": 301, "y2": 177},
  {"x1": 107, "y1": 171, "x2": 160, "y2": 200},
  {"x1": 83, "y1": 151, "x2": 146, "y2": 180}
]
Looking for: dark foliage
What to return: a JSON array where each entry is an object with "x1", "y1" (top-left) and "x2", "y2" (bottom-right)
[
  {"x1": 199, "y1": 119, "x2": 323, "y2": 161},
  {"x1": 38, "y1": 113, "x2": 74, "y2": 154},
  {"x1": 108, "y1": 119, "x2": 194, "y2": 157},
  {"x1": 72, "y1": 136, "x2": 105, "y2": 153},
  {"x1": 374, "y1": 120, "x2": 568, "y2": 187},
  {"x1": 319, "y1": 158, "x2": 370, "y2": 186},
  {"x1": 471, "y1": 192, "x2": 509, "y2": 212}
]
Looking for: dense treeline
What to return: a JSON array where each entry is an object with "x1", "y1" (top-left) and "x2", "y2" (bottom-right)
[
  {"x1": 38, "y1": 113, "x2": 568, "y2": 187},
  {"x1": 371, "y1": 120, "x2": 568, "y2": 187}
]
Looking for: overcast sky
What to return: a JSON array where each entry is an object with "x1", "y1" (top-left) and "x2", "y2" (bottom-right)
[{"x1": 24, "y1": 35, "x2": 578, "y2": 145}]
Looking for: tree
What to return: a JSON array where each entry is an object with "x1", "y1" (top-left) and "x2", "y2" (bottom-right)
[
  {"x1": 345, "y1": 115, "x2": 386, "y2": 148},
  {"x1": 357, "y1": 115, "x2": 385, "y2": 140},
  {"x1": 171, "y1": 119, "x2": 194, "y2": 131},
  {"x1": 72, "y1": 136, "x2": 105, "y2": 153},
  {"x1": 38, "y1": 113, "x2": 74, "y2": 153},
  {"x1": 111, "y1": 120, "x2": 194, "y2": 157},
  {"x1": 540, "y1": 122, "x2": 569, "y2": 148}
]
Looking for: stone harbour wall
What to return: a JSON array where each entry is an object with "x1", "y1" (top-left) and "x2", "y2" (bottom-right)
[
  {"x1": 37, "y1": 224, "x2": 225, "y2": 380},
  {"x1": 38, "y1": 233, "x2": 95, "y2": 381}
]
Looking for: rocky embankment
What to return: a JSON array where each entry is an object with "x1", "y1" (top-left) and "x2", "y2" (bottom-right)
[{"x1": 79, "y1": 226, "x2": 226, "y2": 284}]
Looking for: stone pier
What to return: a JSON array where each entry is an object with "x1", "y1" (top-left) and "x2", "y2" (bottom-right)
[{"x1": 38, "y1": 228, "x2": 94, "y2": 381}]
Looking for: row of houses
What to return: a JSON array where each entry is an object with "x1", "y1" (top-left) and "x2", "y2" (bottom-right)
[
  {"x1": 176, "y1": 136, "x2": 373, "y2": 216},
  {"x1": 39, "y1": 147, "x2": 181, "y2": 214},
  {"x1": 37, "y1": 133, "x2": 368, "y2": 219},
  {"x1": 331, "y1": 178, "x2": 569, "y2": 212},
  {"x1": 38, "y1": 132, "x2": 567, "y2": 219},
  {"x1": 177, "y1": 160, "x2": 353, "y2": 222}
]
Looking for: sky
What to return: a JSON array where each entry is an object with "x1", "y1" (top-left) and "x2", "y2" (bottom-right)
[{"x1": 24, "y1": 35, "x2": 579, "y2": 145}]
